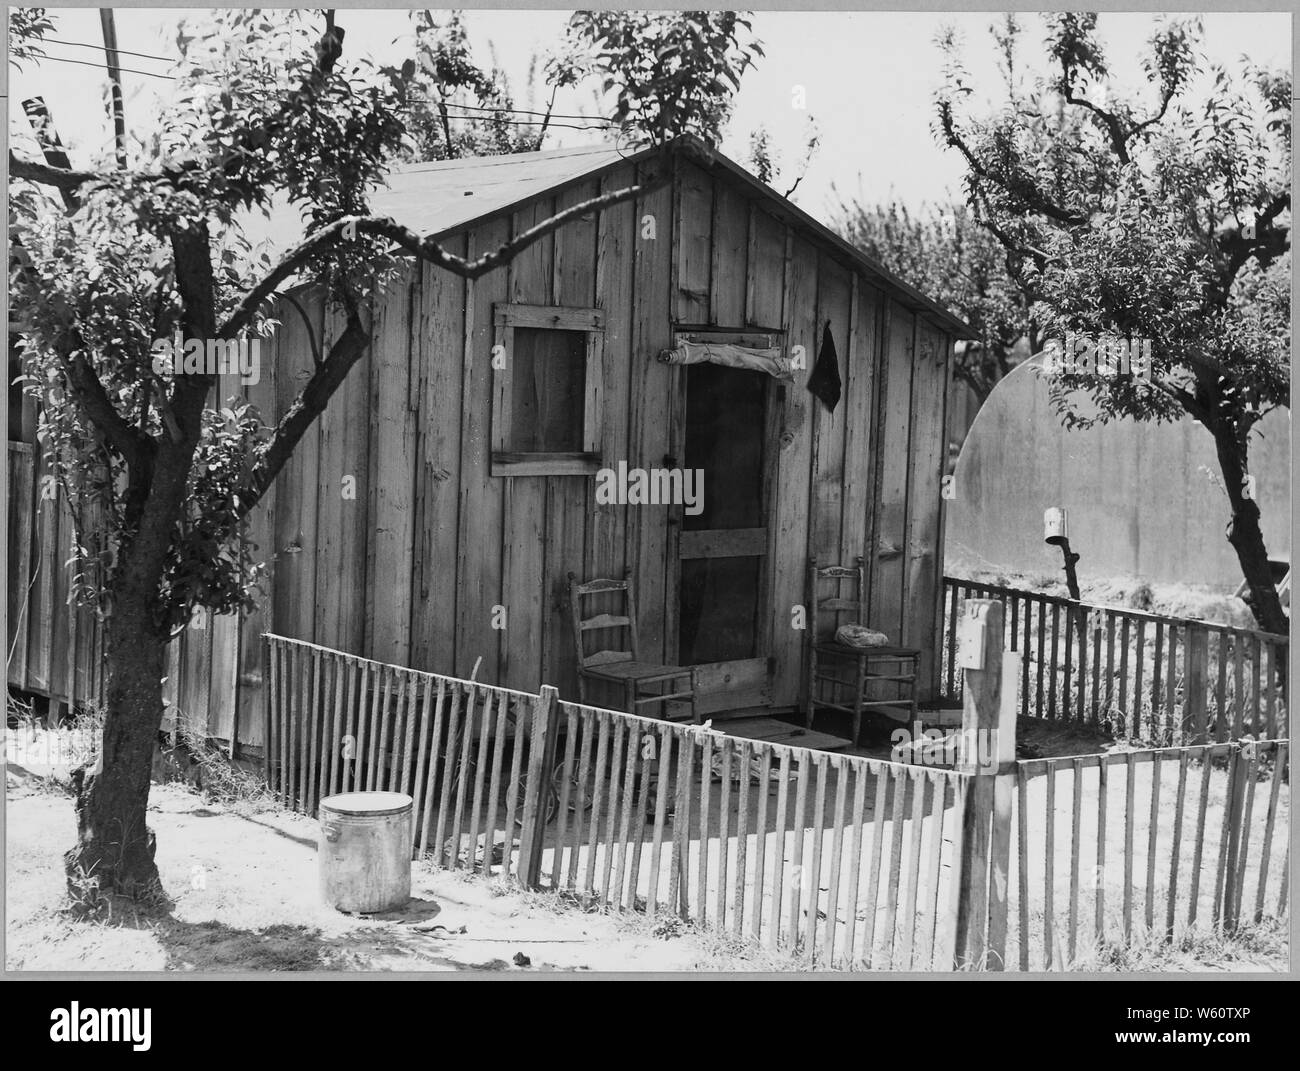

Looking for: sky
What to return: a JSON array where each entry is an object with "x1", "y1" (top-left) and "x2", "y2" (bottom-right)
[{"x1": 7, "y1": 8, "x2": 1292, "y2": 221}]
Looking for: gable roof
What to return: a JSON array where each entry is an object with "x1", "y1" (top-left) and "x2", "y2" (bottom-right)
[{"x1": 244, "y1": 137, "x2": 974, "y2": 339}]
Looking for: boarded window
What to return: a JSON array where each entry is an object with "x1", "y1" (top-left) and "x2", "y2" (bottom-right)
[
  {"x1": 508, "y1": 327, "x2": 586, "y2": 453},
  {"x1": 491, "y1": 304, "x2": 605, "y2": 476}
]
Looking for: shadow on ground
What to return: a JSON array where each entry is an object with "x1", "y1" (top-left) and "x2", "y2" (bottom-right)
[{"x1": 74, "y1": 893, "x2": 522, "y2": 971}]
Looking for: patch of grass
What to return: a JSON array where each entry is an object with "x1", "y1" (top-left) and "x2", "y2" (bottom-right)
[
  {"x1": 1069, "y1": 917, "x2": 1287, "y2": 972},
  {"x1": 159, "y1": 921, "x2": 328, "y2": 972}
]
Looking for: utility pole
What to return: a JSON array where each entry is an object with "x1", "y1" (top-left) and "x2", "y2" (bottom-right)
[
  {"x1": 21, "y1": 98, "x2": 77, "y2": 212},
  {"x1": 99, "y1": 9, "x2": 128, "y2": 168}
]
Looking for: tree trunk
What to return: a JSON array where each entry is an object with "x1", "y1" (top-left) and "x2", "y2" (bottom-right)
[
  {"x1": 64, "y1": 596, "x2": 169, "y2": 901},
  {"x1": 1211, "y1": 421, "x2": 1289, "y2": 637}
]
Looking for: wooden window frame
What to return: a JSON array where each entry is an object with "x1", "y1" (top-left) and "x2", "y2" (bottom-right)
[{"x1": 491, "y1": 303, "x2": 605, "y2": 477}]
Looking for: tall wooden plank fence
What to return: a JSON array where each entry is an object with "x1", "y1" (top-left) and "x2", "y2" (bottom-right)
[{"x1": 6, "y1": 441, "x2": 105, "y2": 711}]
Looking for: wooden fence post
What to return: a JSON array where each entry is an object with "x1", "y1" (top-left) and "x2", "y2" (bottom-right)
[
  {"x1": 520, "y1": 685, "x2": 560, "y2": 889},
  {"x1": 953, "y1": 598, "x2": 1004, "y2": 969},
  {"x1": 1185, "y1": 626, "x2": 1208, "y2": 744},
  {"x1": 1221, "y1": 741, "x2": 1250, "y2": 930},
  {"x1": 262, "y1": 635, "x2": 273, "y2": 784},
  {"x1": 986, "y1": 648, "x2": 1020, "y2": 970}
]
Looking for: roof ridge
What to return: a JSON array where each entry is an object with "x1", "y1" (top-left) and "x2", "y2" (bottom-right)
[{"x1": 389, "y1": 141, "x2": 623, "y2": 176}]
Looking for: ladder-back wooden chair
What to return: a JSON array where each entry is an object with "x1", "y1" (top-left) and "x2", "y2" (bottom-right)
[
  {"x1": 806, "y1": 555, "x2": 920, "y2": 744},
  {"x1": 569, "y1": 573, "x2": 698, "y2": 722}
]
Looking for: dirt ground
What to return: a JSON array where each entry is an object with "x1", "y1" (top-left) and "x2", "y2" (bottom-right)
[
  {"x1": 6, "y1": 717, "x2": 1286, "y2": 973},
  {"x1": 5, "y1": 776, "x2": 716, "y2": 973}
]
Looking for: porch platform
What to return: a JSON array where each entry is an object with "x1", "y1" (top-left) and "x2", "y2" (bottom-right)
[{"x1": 708, "y1": 711, "x2": 852, "y2": 753}]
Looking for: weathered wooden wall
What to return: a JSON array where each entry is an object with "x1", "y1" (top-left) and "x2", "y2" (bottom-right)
[
  {"x1": 7, "y1": 156, "x2": 956, "y2": 748},
  {"x1": 946, "y1": 355, "x2": 1291, "y2": 589}
]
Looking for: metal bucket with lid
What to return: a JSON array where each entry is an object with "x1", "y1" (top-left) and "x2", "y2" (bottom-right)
[{"x1": 318, "y1": 791, "x2": 413, "y2": 912}]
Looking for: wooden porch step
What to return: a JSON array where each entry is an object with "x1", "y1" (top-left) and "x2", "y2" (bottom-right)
[{"x1": 716, "y1": 716, "x2": 851, "y2": 753}]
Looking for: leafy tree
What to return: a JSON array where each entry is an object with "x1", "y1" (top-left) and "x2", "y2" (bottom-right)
[
  {"x1": 747, "y1": 116, "x2": 822, "y2": 199},
  {"x1": 403, "y1": 10, "x2": 554, "y2": 161},
  {"x1": 835, "y1": 198, "x2": 1030, "y2": 401},
  {"x1": 935, "y1": 14, "x2": 1290, "y2": 633},
  {"x1": 8, "y1": 9, "x2": 662, "y2": 899},
  {"x1": 400, "y1": 10, "x2": 766, "y2": 162},
  {"x1": 8, "y1": 6, "x2": 53, "y2": 70},
  {"x1": 557, "y1": 10, "x2": 764, "y2": 147}
]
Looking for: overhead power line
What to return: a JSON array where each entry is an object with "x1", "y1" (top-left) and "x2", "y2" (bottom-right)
[
  {"x1": 26, "y1": 50, "x2": 617, "y2": 130},
  {"x1": 44, "y1": 35, "x2": 174, "y2": 65},
  {"x1": 411, "y1": 98, "x2": 603, "y2": 123},
  {"x1": 29, "y1": 51, "x2": 175, "y2": 81}
]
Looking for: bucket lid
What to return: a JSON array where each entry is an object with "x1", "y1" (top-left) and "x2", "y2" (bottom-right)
[{"x1": 319, "y1": 791, "x2": 413, "y2": 817}]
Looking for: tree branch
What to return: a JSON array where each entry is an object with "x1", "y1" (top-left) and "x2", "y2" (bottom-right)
[
  {"x1": 1059, "y1": 87, "x2": 1131, "y2": 164},
  {"x1": 1215, "y1": 191, "x2": 1291, "y2": 302},
  {"x1": 937, "y1": 105, "x2": 1089, "y2": 226},
  {"x1": 9, "y1": 150, "x2": 105, "y2": 193},
  {"x1": 243, "y1": 296, "x2": 370, "y2": 512},
  {"x1": 219, "y1": 174, "x2": 668, "y2": 338},
  {"x1": 54, "y1": 352, "x2": 154, "y2": 470}
]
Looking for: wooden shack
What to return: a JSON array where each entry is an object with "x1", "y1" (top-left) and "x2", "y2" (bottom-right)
[{"x1": 7, "y1": 135, "x2": 974, "y2": 752}]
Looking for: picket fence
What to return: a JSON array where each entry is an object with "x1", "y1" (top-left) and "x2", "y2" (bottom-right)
[
  {"x1": 941, "y1": 576, "x2": 1289, "y2": 742},
  {"x1": 264, "y1": 629, "x2": 1288, "y2": 971}
]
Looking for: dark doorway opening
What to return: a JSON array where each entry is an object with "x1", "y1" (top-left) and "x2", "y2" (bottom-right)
[{"x1": 677, "y1": 362, "x2": 768, "y2": 666}]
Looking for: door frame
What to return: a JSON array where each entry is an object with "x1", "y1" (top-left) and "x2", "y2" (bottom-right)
[{"x1": 666, "y1": 327, "x2": 785, "y2": 699}]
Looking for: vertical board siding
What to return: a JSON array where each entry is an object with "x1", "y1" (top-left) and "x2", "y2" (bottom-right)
[
  {"x1": 769, "y1": 234, "x2": 818, "y2": 707},
  {"x1": 499, "y1": 199, "x2": 553, "y2": 693},
  {"x1": 749, "y1": 204, "x2": 788, "y2": 661},
  {"x1": 366, "y1": 270, "x2": 417, "y2": 666},
  {"x1": 545, "y1": 182, "x2": 598, "y2": 698},
  {"x1": 582, "y1": 165, "x2": 637, "y2": 709},
  {"x1": 870, "y1": 299, "x2": 916, "y2": 646},
  {"x1": 272, "y1": 288, "x2": 326, "y2": 646},
  {"x1": 674, "y1": 160, "x2": 713, "y2": 324},
  {"x1": 410, "y1": 241, "x2": 468, "y2": 676},
  {"x1": 455, "y1": 219, "x2": 510, "y2": 682},
  {"x1": 905, "y1": 320, "x2": 948, "y2": 691},
  {"x1": 626, "y1": 163, "x2": 675, "y2": 665},
  {"x1": 709, "y1": 178, "x2": 749, "y2": 325},
  {"x1": 841, "y1": 280, "x2": 883, "y2": 597},
  {"x1": 809, "y1": 257, "x2": 851, "y2": 563},
  {"x1": 315, "y1": 306, "x2": 372, "y2": 655},
  {"x1": 10, "y1": 161, "x2": 958, "y2": 746}
]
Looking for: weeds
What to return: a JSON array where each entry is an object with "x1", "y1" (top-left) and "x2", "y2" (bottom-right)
[
  {"x1": 172, "y1": 717, "x2": 275, "y2": 812},
  {"x1": 1069, "y1": 917, "x2": 1287, "y2": 971}
]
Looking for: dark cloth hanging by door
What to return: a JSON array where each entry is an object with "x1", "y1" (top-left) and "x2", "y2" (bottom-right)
[{"x1": 807, "y1": 320, "x2": 842, "y2": 413}]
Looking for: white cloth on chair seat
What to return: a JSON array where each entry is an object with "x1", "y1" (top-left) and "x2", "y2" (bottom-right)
[{"x1": 834, "y1": 623, "x2": 890, "y2": 648}]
